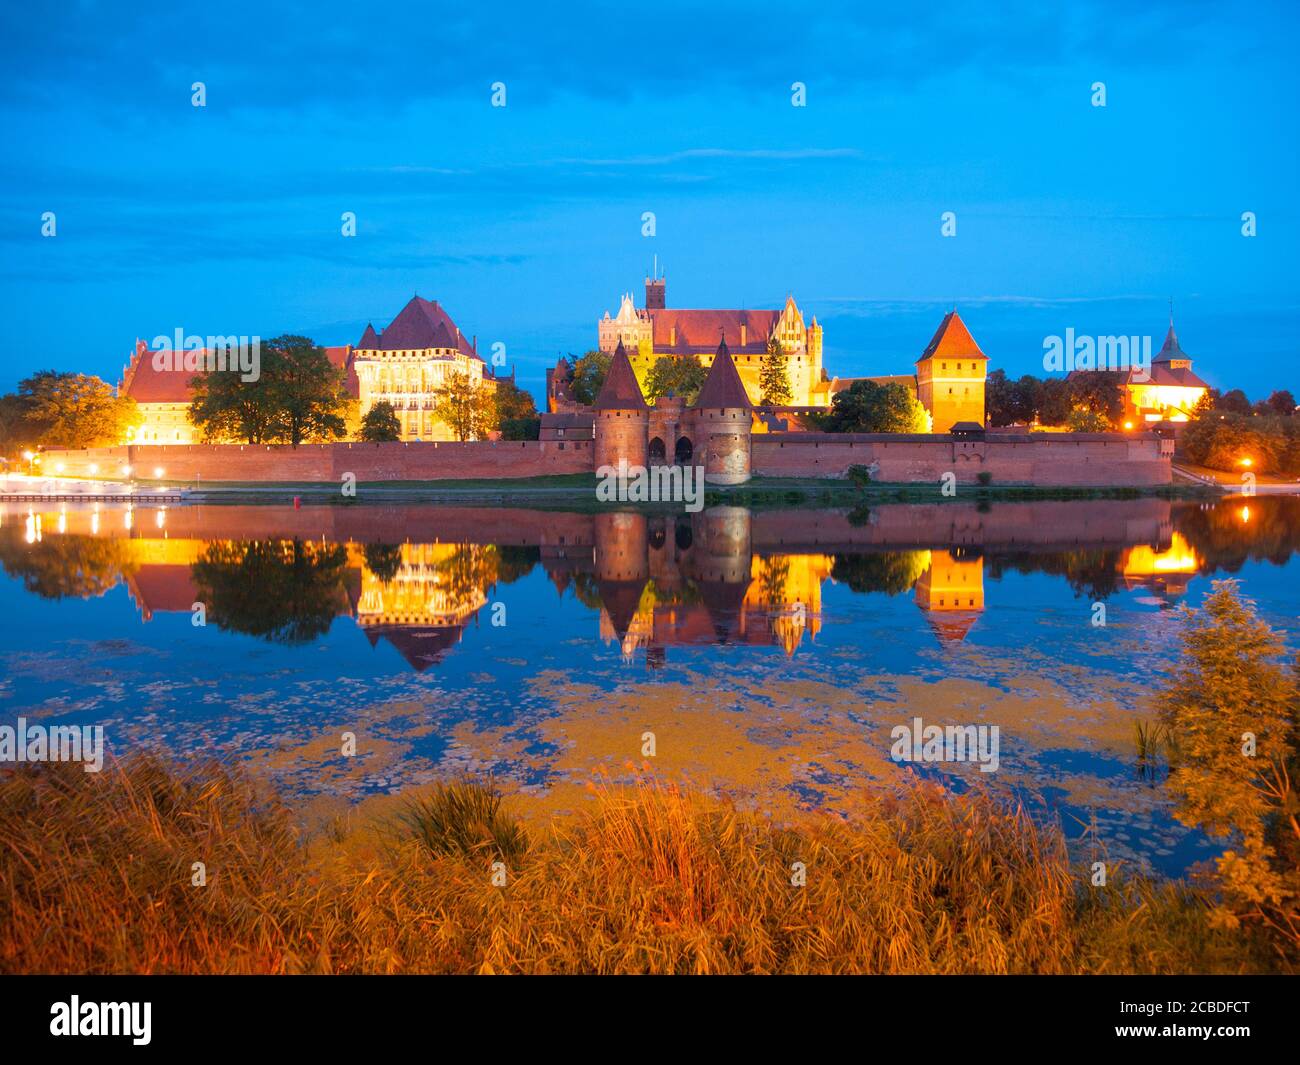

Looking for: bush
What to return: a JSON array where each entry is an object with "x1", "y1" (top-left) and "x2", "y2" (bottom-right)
[
  {"x1": 846, "y1": 464, "x2": 872, "y2": 489},
  {"x1": 976, "y1": 471, "x2": 993, "y2": 486}
]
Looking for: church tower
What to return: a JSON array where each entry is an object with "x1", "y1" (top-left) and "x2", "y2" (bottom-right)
[
  {"x1": 593, "y1": 340, "x2": 649, "y2": 470},
  {"x1": 689, "y1": 337, "x2": 753, "y2": 485}
]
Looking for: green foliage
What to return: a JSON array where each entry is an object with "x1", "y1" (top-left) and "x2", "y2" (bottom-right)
[
  {"x1": 759, "y1": 338, "x2": 793, "y2": 406},
  {"x1": 493, "y1": 379, "x2": 537, "y2": 425},
  {"x1": 362, "y1": 542, "x2": 404, "y2": 582},
  {"x1": 569, "y1": 350, "x2": 611, "y2": 406},
  {"x1": 359, "y1": 401, "x2": 401, "y2": 442},
  {"x1": 819, "y1": 380, "x2": 929, "y2": 433},
  {"x1": 976, "y1": 471, "x2": 993, "y2": 486},
  {"x1": 1216, "y1": 389, "x2": 1252, "y2": 415},
  {"x1": 4, "y1": 371, "x2": 140, "y2": 450},
  {"x1": 1066, "y1": 407, "x2": 1110, "y2": 432},
  {"x1": 189, "y1": 335, "x2": 350, "y2": 446},
  {"x1": 645, "y1": 355, "x2": 707, "y2": 404},
  {"x1": 499, "y1": 416, "x2": 540, "y2": 441},
  {"x1": 846, "y1": 464, "x2": 872, "y2": 489},
  {"x1": 1181, "y1": 412, "x2": 1299, "y2": 475},
  {"x1": 1158, "y1": 581, "x2": 1300, "y2": 956},
  {"x1": 433, "y1": 370, "x2": 494, "y2": 441},
  {"x1": 986, "y1": 369, "x2": 1123, "y2": 428}
]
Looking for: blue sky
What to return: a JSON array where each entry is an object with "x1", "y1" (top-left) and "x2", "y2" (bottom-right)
[{"x1": 2, "y1": 0, "x2": 1296, "y2": 402}]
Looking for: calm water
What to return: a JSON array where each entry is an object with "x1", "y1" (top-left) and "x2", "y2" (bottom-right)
[{"x1": 1, "y1": 496, "x2": 1297, "y2": 877}]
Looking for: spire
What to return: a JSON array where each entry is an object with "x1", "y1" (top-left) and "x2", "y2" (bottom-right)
[
  {"x1": 592, "y1": 340, "x2": 648, "y2": 410},
  {"x1": 693, "y1": 337, "x2": 752, "y2": 410}
]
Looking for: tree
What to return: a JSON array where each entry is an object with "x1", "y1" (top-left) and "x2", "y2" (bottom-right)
[
  {"x1": 0, "y1": 392, "x2": 38, "y2": 460},
  {"x1": 1181, "y1": 413, "x2": 1281, "y2": 473},
  {"x1": 645, "y1": 355, "x2": 708, "y2": 404},
  {"x1": 1266, "y1": 390, "x2": 1297, "y2": 417},
  {"x1": 1217, "y1": 389, "x2": 1253, "y2": 415},
  {"x1": 817, "y1": 380, "x2": 929, "y2": 433},
  {"x1": 433, "y1": 370, "x2": 493, "y2": 441},
  {"x1": 1159, "y1": 581, "x2": 1300, "y2": 953},
  {"x1": 1066, "y1": 408, "x2": 1110, "y2": 432},
  {"x1": 569, "y1": 350, "x2": 611, "y2": 406},
  {"x1": 1068, "y1": 371, "x2": 1125, "y2": 424},
  {"x1": 1035, "y1": 378, "x2": 1073, "y2": 426},
  {"x1": 493, "y1": 379, "x2": 538, "y2": 438},
  {"x1": 360, "y1": 401, "x2": 401, "y2": 442},
  {"x1": 985, "y1": 370, "x2": 1016, "y2": 427},
  {"x1": 759, "y1": 338, "x2": 793, "y2": 406},
  {"x1": 189, "y1": 335, "x2": 350, "y2": 446},
  {"x1": 261, "y1": 335, "x2": 351, "y2": 446},
  {"x1": 12, "y1": 371, "x2": 139, "y2": 449}
]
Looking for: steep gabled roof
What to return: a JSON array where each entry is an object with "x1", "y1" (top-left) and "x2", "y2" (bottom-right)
[
  {"x1": 358, "y1": 324, "x2": 379, "y2": 349},
  {"x1": 917, "y1": 310, "x2": 987, "y2": 363},
  {"x1": 593, "y1": 341, "x2": 648, "y2": 410},
  {"x1": 692, "y1": 339, "x2": 752, "y2": 410},
  {"x1": 359, "y1": 296, "x2": 481, "y2": 360}
]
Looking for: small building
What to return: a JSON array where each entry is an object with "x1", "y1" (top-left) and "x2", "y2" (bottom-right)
[{"x1": 1124, "y1": 319, "x2": 1209, "y2": 424}]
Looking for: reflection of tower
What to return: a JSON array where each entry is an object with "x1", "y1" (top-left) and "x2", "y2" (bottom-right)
[
  {"x1": 915, "y1": 547, "x2": 985, "y2": 644},
  {"x1": 689, "y1": 338, "x2": 753, "y2": 485},
  {"x1": 593, "y1": 340, "x2": 649, "y2": 471},
  {"x1": 594, "y1": 511, "x2": 649, "y2": 655},
  {"x1": 745, "y1": 553, "x2": 832, "y2": 656},
  {"x1": 691, "y1": 506, "x2": 753, "y2": 642}
]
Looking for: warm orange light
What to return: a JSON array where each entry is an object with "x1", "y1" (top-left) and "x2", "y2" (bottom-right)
[
  {"x1": 1123, "y1": 421, "x2": 1134, "y2": 430},
  {"x1": 1239, "y1": 505, "x2": 1251, "y2": 524},
  {"x1": 1239, "y1": 457, "x2": 1253, "y2": 467}
]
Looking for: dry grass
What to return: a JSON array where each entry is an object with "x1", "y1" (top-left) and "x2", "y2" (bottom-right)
[{"x1": 0, "y1": 758, "x2": 1278, "y2": 974}]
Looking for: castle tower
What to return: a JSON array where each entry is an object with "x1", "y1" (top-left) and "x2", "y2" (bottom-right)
[
  {"x1": 689, "y1": 337, "x2": 753, "y2": 485},
  {"x1": 645, "y1": 274, "x2": 666, "y2": 311},
  {"x1": 593, "y1": 340, "x2": 649, "y2": 470},
  {"x1": 915, "y1": 310, "x2": 988, "y2": 432}
]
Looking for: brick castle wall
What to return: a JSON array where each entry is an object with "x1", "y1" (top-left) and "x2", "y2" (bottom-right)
[
  {"x1": 750, "y1": 433, "x2": 1171, "y2": 486},
  {"x1": 37, "y1": 441, "x2": 593, "y2": 483},
  {"x1": 34, "y1": 431, "x2": 1169, "y2": 487}
]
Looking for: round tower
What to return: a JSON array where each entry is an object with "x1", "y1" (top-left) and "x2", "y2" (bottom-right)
[
  {"x1": 689, "y1": 337, "x2": 753, "y2": 485},
  {"x1": 593, "y1": 340, "x2": 649, "y2": 470}
]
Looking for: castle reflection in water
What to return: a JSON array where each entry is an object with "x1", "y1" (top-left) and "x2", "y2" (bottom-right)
[{"x1": 1, "y1": 496, "x2": 1290, "y2": 672}]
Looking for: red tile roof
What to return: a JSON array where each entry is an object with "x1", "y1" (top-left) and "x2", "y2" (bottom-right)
[
  {"x1": 593, "y1": 341, "x2": 648, "y2": 410},
  {"x1": 357, "y1": 296, "x2": 482, "y2": 361},
  {"x1": 121, "y1": 341, "x2": 358, "y2": 402},
  {"x1": 651, "y1": 309, "x2": 779, "y2": 355},
  {"x1": 917, "y1": 311, "x2": 987, "y2": 363},
  {"x1": 692, "y1": 340, "x2": 752, "y2": 410}
]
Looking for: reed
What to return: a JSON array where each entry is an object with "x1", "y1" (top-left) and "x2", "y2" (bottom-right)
[{"x1": 0, "y1": 758, "x2": 1279, "y2": 975}]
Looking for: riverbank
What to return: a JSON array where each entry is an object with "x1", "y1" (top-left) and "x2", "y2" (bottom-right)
[
  {"x1": 4, "y1": 472, "x2": 1220, "y2": 510},
  {"x1": 0, "y1": 758, "x2": 1279, "y2": 975}
]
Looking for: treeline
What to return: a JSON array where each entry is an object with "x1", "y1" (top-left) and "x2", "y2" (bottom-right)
[
  {"x1": 0, "y1": 371, "x2": 139, "y2": 459},
  {"x1": 985, "y1": 369, "x2": 1126, "y2": 429}
]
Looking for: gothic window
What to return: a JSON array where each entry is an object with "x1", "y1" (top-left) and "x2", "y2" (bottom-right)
[
  {"x1": 674, "y1": 436, "x2": 693, "y2": 464},
  {"x1": 648, "y1": 437, "x2": 666, "y2": 464}
]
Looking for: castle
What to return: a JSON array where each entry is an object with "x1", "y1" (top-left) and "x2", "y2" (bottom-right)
[{"x1": 579, "y1": 277, "x2": 990, "y2": 433}]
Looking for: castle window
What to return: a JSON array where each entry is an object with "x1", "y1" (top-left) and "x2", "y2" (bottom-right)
[{"x1": 942, "y1": 363, "x2": 947, "y2": 370}]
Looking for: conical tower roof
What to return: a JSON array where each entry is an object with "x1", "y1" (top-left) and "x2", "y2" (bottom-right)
[
  {"x1": 692, "y1": 338, "x2": 752, "y2": 410},
  {"x1": 592, "y1": 340, "x2": 648, "y2": 410}
]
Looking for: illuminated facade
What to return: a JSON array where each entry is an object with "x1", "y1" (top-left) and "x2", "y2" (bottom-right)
[
  {"x1": 1124, "y1": 321, "x2": 1209, "y2": 423},
  {"x1": 353, "y1": 297, "x2": 498, "y2": 441}
]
